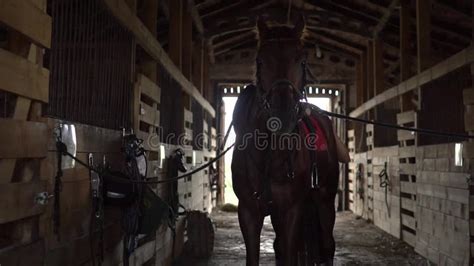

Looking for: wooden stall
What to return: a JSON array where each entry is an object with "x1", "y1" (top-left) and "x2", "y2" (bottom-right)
[
  {"x1": 0, "y1": 0, "x2": 218, "y2": 265},
  {"x1": 348, "y1": 42, "x2": 474, "y2": 265}
]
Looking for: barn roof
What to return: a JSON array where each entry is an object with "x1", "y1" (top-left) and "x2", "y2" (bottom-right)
[{"x1": 154, "y1": 0, "x2": 472, "y2": 85}]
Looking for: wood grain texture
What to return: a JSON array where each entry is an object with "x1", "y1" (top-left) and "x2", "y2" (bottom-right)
[
  {"x1": 350, "y1": 45, "x2": 474, "y2": 117},
  {"x1": 0, "y1": 119, "x2": 48, "y2": 158},
  {"x1": 0, "y1": 181, "x2": 47, "y2": 224},
  {"x1": 0, "y1": 0, "x2": 51, "y2": 48},
  {"x1": 101, "y1": 0, "x2": 215, "y2": 117},
  {"x1": 0, "y1": 48, "x2": 49, "y2": 102}
]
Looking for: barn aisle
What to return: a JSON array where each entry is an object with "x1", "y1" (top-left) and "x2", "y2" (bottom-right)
[{"x1": 175, "y1": 210, "x2": 426, "y2": 265}]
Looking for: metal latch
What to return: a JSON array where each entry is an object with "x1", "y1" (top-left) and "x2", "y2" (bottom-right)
[{"x1": 35, "y1": 192, "x2": 54, "y2": 205}]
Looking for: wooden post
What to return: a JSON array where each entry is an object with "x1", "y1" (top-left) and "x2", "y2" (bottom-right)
[
  {"x1": 400, "y1": 0, "x2": 411, "y2": 81},
  {"x1": 182, "y1": 1, "x2": 193, "y2": 80},
  {"x1": 169, "y1": 0, "x2": 183, "y2": 69},
  {"x1": 400, "y1": 0, "x2": 414, "y2": 111},
  {"x1": 373, "y1": 38, "x2": 385, "y2": 96},
  {"x1": 181, "y1": 1, "x2": 193, "y2": 110},
  {"x1": 416, "y1": 0, "x2": 432, "y2": 73},
  {"x1": 192, "y1": 39, "x2": 204, "y2": 94},
  {"x1": 203, "y1": 44, "x2": 210, "y2": 102},
  {"x1": 137, "y1": 0, "x2": 158, "y2": 82},
  {"x1": 366, "y1": 40, "x2": 374, "y2": 100},
  {"x1": 415, "y1": 0, "x2": 432, "y2": 111},
  {"x1": 356, "y1": 53, "x2": 367, "y2": 106}
]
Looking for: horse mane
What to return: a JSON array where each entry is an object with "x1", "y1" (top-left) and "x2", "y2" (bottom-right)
[{"x1": 232, "y1": 84, "x2": 257, "y2": 133}]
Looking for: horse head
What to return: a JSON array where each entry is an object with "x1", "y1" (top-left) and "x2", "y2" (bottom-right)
[{"x1": 256, "y1": 15, "x2": 307, "y2": 135}]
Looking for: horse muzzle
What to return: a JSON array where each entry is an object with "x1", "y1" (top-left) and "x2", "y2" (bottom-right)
[{"x1": 264, "y1": 80, "x2": 300, "y2": 134}]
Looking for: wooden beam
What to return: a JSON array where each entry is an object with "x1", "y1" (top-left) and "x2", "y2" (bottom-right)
[
  {"x1": 400, "y1": 0, "x2": 414, "y2": 111},
  {"x1": 302, "y1": 39, "x2": 359, "y2": 59},
  {"x1": 0, "y1": 119, "x2": 48, "y2": 158},
  {"x1": 372, "y1": 0, "x2": 399, "y2": 38},
  {"x1": 182, "y1": 1, "x2": 193, "y2": 111},
  {"x1": 159, "y1": 0, "x2": 170, "y2": 19},
  {"x1": 0, "y1": 48, "x2": 49, "y2": 103},
  {"x1": 101, "y1": 0, "x2": 215, "y2": 117},
  {"x1": 0, "y1": 0, "x2": 51, "y2": 48},
  {"x1": 373, "y1": 38, "x2": 385, "y2": 95},
  {"x1": 214, "y1": 38, "x2": 256, "y2": 56},
  {"x1": 366, "y1": 40, "x2": 374, "y2": 99},
  {"x1": 416, "y1": 0, "x2": 432, "y2": 72},
  {"x1": 400, "y1": 0, "x2": 411, "y2": 81},
  {"x1": 137, "y1": 0, "x2": 158, "y2": 82},
  {"x1": 192, "y1": 39, "x2": 204, "y2": 94},
  {"x1": 203, "y1": 44, "x2": 211, "y2": 102},
  {"x1": 305, "y1": 30, "x2": 364, "y2": 55},
  {"x1": 169, "y1": 0, "x2": 183, "y2": 70},
  {"x1": 213, "y1": 31, "x2": 255, "y2": 50},
  {"x1": 432, "y1": 1, "x2": 472, "y2": 22},
  {"x1": 0, "y1": 181, "x2": 47, "y2": 224},
  {"x1": 201, "y1": 0, "x2": 242, "y2": 19},
  {"x1": 187, "y1": 0, "x2": 204, "y2": 34},
  {"x1": 350, "y1": 45, "x2": 474, "y2": 117},
  {"x1": 182, "y1": 1, "x2": 193, "y2": 80},
  {"x1": 314, "y1": 0, "x2": 379, "y2": 26},
  {"x1": 356, "y1": 54, "x2": 367, "y2": 105}
]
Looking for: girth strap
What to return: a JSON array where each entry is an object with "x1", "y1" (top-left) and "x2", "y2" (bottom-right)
[{"x1": 302, "y1": 116, "x2": 319, "y2": 189}]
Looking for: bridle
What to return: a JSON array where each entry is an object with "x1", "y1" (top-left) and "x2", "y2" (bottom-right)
[{"x1": 255, "y1": 38, "x2": 310, "y2": 116}]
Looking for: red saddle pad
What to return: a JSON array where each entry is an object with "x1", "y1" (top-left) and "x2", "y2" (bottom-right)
[{"x1": 298, "y1": 115, "x2": 328, "y2": 151}]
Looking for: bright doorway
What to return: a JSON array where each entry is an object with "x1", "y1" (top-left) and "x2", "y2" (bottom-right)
[{"x1": 222, "y1": 96, "x2": 332, "y2": 205}]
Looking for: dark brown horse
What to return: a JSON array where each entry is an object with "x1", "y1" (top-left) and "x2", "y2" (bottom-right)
[{"x1": 231, "y1": 16, "x2": 340, "y2": 266}]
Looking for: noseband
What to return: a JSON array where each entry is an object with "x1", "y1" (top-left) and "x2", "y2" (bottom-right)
[{"x1": 255, "y1": 56, "x2": 309, "y2": 114}]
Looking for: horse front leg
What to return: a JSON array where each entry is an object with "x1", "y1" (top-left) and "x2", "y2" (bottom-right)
[
  {"x1": 274, "y1": 204, "x2": 303, "y2": 266},
  {"x1": 238, "y1": 202, "x2": 264, "y2": 266}
]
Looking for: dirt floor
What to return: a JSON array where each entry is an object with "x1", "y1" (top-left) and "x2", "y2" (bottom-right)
[{"x1": 174, "y1": 210, "x2": 426, "y2": 266}]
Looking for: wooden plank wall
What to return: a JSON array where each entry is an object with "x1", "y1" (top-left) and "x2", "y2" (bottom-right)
[
  {"x1": 347, "y1": 129, "x2": 368, "y2": 219},
  {"x1": 397, "y1": 111, "x2": 417, "y2": 247},
  {"x1": 350, "y1": 107, "x2": 472, "y2": 265},
  {"x1": 371, "y1": 146, "x2": 400, "y2": 238},
  {"x1": 0, "y1": 0, "x2": 218, "y2": 265},
  {"x1": 178, "y1": 147, "x2": 216, "y2": 214},
  {"x1": 0, "y1": 0, "x2": 50, "y2": 264},
  {"x1": 365, "y1": 125, "x2": 375, "y2": 221},
  {"x1": 414, "y1": 144, "x2": 470, "y2": 265},
  {"x1": 463, "y1": 82, "x2": 474, "y2": 265}
]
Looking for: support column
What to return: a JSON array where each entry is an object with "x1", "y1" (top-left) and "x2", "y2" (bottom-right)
[
  {"x1": 169, "y1": 0, "x2": 183, "y2": 69},
  {"x1": 192, "y1": 39, "x2": 204, "y2": 94},
  {"x1": 366, "y1": 40, "x2": 374, "y2": 100},
  {"x1": 203, "y1": 44, "x2": 210, "y2": 102},
  {"x1": 137, "y1": 0, "x2": 158, "y2": 82},
  {"x1": 467, "y1": 5, "x2": 474, "y2": 264},
  {"x1": 416, "y1": 0, "x2": 432, "y2": 73},
  {"x1": 356, "y1": 54, "x2": 367, "y2": 106},
  {"x1": 400, "y1": 0, "x2": 414, "y2": 111},
  {"x1": 182, "y1": 1, "x2": 193, "y2": 110},
  {"x1": 182, "y1": 1, "x2": 193, "y2": 80},
  {"x1": 373, "y1": 38, "x2": 385, "y2": 96}
]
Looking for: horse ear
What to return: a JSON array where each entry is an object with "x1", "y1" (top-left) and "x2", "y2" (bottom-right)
[
  {"x1": 293, "y1": 14, "x2": 305, "y2": 38},
  {"x1": 257, "y1": 16, "x2": 269, "y2": 39}
]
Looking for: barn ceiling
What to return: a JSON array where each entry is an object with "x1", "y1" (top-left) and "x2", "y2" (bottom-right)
[{"x1": 155, "y1": 0, "x2": 472, "y2": 84}]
